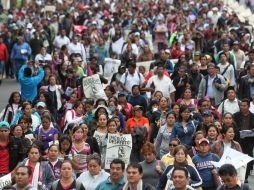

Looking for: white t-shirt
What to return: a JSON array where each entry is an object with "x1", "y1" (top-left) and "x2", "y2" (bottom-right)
[
  {"x1": 146, "y1": 75, "x2": 176, "y2": 98},
  {"x1": 120, "y1": 71, "x2": 144, "y2": 92}
]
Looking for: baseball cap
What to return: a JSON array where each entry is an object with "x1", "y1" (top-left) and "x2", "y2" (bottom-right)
[
  {"x1": 0, "y1": 121, "x2": 10, "y2": 130},
  {"x1": 202, "y1": 110, "x2": 213, "y2": 116},
  {"x1": 133, "y1": 105, "x2": 143, "y2": 111},
  {"x1": 199, "y1": 138, "x2": 209, "y2": 145},
  {"x1": 37, "y1": 101, "x2": 46, "y2": 108}
]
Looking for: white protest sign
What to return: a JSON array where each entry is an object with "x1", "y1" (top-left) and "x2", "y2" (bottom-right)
[
  {"x1": 44, "y1": 5, "x2": 56, "y2": 12},
  {"x1": 112, "y1": 37, "x2": 125, "y2": 55},
  {"x1": 105, "y1": 134, "x2": 132, "y2": 169},
  {"x1": 0, "y1": 173, "x2": 12, "y2": 189},
  {"x1": 103, "y1": 58, "x2": 121, "y2": 80},
  {"x1": 136, "y1": 60, "x2": 154, "y2": 74},
  {"x1": 82, "y1": 74, "x2": 107, "y2": 100}
]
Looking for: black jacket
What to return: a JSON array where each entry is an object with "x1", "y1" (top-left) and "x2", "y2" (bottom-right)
[{"x1": 239, "y1": 74, "x2": 252, "y2": 99}]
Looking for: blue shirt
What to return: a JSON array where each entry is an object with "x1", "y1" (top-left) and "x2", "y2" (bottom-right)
[{"x1": 95, "y1": 177, "x2": 125, "y2": 190}]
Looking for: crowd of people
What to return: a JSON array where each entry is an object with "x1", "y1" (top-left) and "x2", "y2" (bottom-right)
[{"x1": 0, "y1": 0, "x2": 254, "y2": 189}]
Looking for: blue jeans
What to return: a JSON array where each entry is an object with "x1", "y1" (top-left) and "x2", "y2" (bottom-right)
[
  {"x1": 13, "y1": 60, "x2": 25, "y2": 79},
  {"x1": 0, "y1": 60, "x2": 4, "y2": 76}
]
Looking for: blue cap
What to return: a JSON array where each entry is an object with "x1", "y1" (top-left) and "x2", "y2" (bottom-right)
[
  {"x1": 37, "y1": 101, "x2": 46, "y2": 108},
  {"x1": 203, "y1": 110, "x2": 213, "y2": 116},
  {"x1": 0, "y1": 121, "x2": 10, "y2": 130}
]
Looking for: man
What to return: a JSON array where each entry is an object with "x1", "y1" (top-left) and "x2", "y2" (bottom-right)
[
  {"x1": 146, "y1": 63, "x2": 175, "y2": 102},
  {"x1": 233, "y1": 99, "x2": 254, "y2": 182},
  {"x1": 0, "y1": 36, "x2": 9, "y2": 85},
  {"x1": 120, "y1": 62, "x2": 144, "y2": 94},
  {"x1": 128, "y1": 85, "x2": 148, "y2": 112},
  {"x1": 94, "y1": 37, "x2": 109, "y2": 66},
  {"x1": 239, "y1": 63, "x2": 254, "y2": 100},
  {"x1": 190, "y1": 62, "x2": 203, "y2": 97},
  {"x1": 0, "y1": 121, "x2": 24, "y2": 177},
  {"x1": 13, "y1": 166, "x2": 37, "y2": 190},
  {"x1": 217, "y1": 53, "x2": 236, "y2": 87},
  {"x1": 18, "y1": 62, "x2": 44, "y2": 101},
  {"x1": 35, "y1": 47, "x2": 52, "y2": 66},
  {"x1": 198, "y1": 63, "x2": 227, "y2": 107},
  {"x1": 36, "y1": 101, "x2": 47, "y2": 116},
  {"x1": 123, "y1": 163, "x2": 155, "y2": 190},
  {"x1": 53, "y1": 29, "x2": 70, "y2": 51},
  {"x1": 196, "y1": 110, "x2": 214, "y2": 135},
  {"x1": 232, "y1": 41, "x2": 245, "y2": 72},
  {"x1": 10, "y1": 36, "x2": 32, "y2": 79},
  {"x1": 192, "y1": 138, "x2": 220, "y2": 190},
  {"x1": 218, "y1": 86, "x2": 240, "y2": 115},
  {"x1": 96, "y1": 159, "x2": 125, "y2": 190},
  {"x1": 169, "y1": 166, "x2": 193, "y2": 190},
  {"x1": 68, "y1": 36, "x2": 86, "y2": 61},
  {"x1": 217, "y1": 164, "x2": 252, "y2": 190}
]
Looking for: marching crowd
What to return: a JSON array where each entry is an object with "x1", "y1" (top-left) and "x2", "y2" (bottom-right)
[{"x1": 1, "y1": 0, "x2": 254, "y2": 190}]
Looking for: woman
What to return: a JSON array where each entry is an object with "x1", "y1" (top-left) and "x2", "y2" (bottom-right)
[
  {"x1": 177, "y1": 88, "x2": 198, "y2": 112},
  {"x1": 48, "y1": 144, "x2": 62, "y2": 179},
  {"x1": 110, "y1": 65, "x2": 126, "y2": 92},
  {"x1": 206, "y1": 124, "x2": 219, "y2": 144},
  {"x1": 189, "y1": 131, "x2": 205, "y2": 158},
  {"x1": 157, "y1": 145, "x2": 202, "y2": 190},
  {"x1": 153, "y1": 91, "x2": 163, "y2": 102},
  {"x1": 77, "y1": 154, "x2": 109, "y2": 190},
  {"x1": 63, "y1": 101, "x2": 86, "y2": 133},
  {"x1": 154, "y1": 111, "x2": 176, "y2": 158},
  {"x1": 93, "y1": 114, "x2": 108, "y2": 168},
  {"x1": 171, "y1": 103, "x2": 180, "y2": 120},
  {"x1": 137, "y1": 45, "x2": 154, "y2": 62},
  {"x1": 108, "y1": 100, "x2": 126, "y2": 131},
  {"x1": 18, "y1": 116, "x2": 34, "y2": 141},
  {"x1": 214, "y1": 121, "x2": 223, "y2": 141},
  {"x1": 71, "y1": 125, "x2": 92, "y2": 177},
  {"x1": 222, "y1": 112, "x2": 240, "y2": 141},
  {"x1": 13, "y1": 101, "x2": 41, "y2": 131},
  {"x1": 57, "y1": 61, "x2": 68, "y2": 85},
  {"x1": 58, "y1": 135, "x2": 72, "y2": 161},
  {"x1": 139, "y1": 142, "x2": 165, "y2": 188},
  {"x1": 21, "y1": 145, "x2": 55, "y2": 189},
  {"x1": 2, "y1": 91, "x2": 21, "y2": 124},
  {"x1": 126, "y1": 105, "x2": 149, "y2": 134},
  {"x1": 104, "y1": 85, "x2": 116, "y2": 100},
  {"x1": 211, "y1": 125, "x2": 242, "y2": 158},
  {"x1": 170, "y1": 105, "x2": 198, "y2": 147},
  {"x1": 107, "y1": 119, "x2": 118, "y2": 134},
  {"x1": 50, "y1": 160, "x2": 86, "y2": 190},
  {"x1": 35, "y1": 115, "x2": 59, "y2": 150},
  {"x1": 51, "y1": 51, "x2": 62, "y2": 73}
]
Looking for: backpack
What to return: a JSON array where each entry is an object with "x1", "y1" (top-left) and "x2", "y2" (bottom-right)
[
  {"x1": 221, "y1": 99, "x2": 240, "y2": 116},
  {"x1": 60, "y1": 109, "x2": 75, "y2": 130},
  {"x1": 123, "y1": 71, "x2": 142, "y2": 86},
  {"x1": 51, "y1": 180, "x2": 82, "y2": 190}
]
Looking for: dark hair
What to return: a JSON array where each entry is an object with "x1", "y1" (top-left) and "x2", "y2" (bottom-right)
[
  {"x1": 10, "y1": 124, "x2": 23, "y2": 136},
  {"x1": 222, "y1": 112, "x2": 233, "y2": 119},
  {"x1": 241, "y1": 98, "x2": 250, "y2": 107},
  {"x1": 178, "y1": 105, "x2": 189, "y2": 121},
  {"x1": 48, "y1": 144, "x2": 59, "y2": 152},
  {"x1": 127, "y1": 163, "x2": 143, "y2": 174},
  {"x1": 171, "y1": 166, "x2": 189, "y2": 178},
  {"x1": 107, "y1": 118, "x2": 117, "y2": 126},
  {"x1": 94, "y1": 107, "x2": 109, "y2": 120},
  {"x1": 85, "y1": 98, "x2": 95, "y2": 106},
  {"x1": 16, "y1": 165, "x2": 32, "y2": 176},
  {"x1": 73, "y1": 100, "x2": 84, "y2": 109},
  {"x1": 87, "y1": 153, "x2": 101, "y2": 166},
  {"x1": 18, "y1": 115, "x2": 32, "y2": 124},
  {"x1": 218, "y1": 164, "x2": 237, "y2": 177},
  {"x1": 206, "y1": 123, "x2": 219, "y2": 136},
  {"x1": 221, "y1": 125, "x2": 234, "y2": 135},
  {"x1": 95, "y1": 98, "x2": 107, "y2": 107},
  {"x1": 173, "y1": 145, "x2": 188, "y2": 162},
  {"x1": 191, "y1": 131, "x2": 205, "y2": 147},
  {"x1": 2, "y1": 185, "x2": 16, "y2": 190},
  {"x1": 24, "y1": 67, "x2": 32, "y2": 77},
  {"x1": 8, "y1": 91, "x2": 21, "y2": 105},
  {"x1": 59, "y1": 135, "x2": 72, "y2": 154},
  {"x1": 110, "y1": 158, "x2": 125, "y2": 170},
  {"x1": 41, "y1": 115, "x2": 51, "y2": 122},
  {"x1": 166, "y1": 111, "x2": 176, "y2": 119},
  {"x1": 132, "y1": 84, "x2": 140, "y2": 91},
  {"x1": 105, "y1": 85, "x2": 116, "y2": 94},
  {"x1": 141, "y1": 142, "x2": 156, "y2": 155},
  {"x1": 64, "y1": 123, "x2": 77, "y2": 135},
  {"x1": 28, "y1": 145, "x2": 42, "y2": 161},
  {"x1": 21, "y1": 101, "x2": 32, "y2": 111},
  {"x1": 72, "y1": 125, "x2": 84, "y2": 134}
]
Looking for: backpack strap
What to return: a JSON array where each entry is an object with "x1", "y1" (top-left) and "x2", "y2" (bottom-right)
[
  {"x1": 124, "y1": 72, "x2": 128, "y2": 86},
  {"x1": 221, "y1": 100, "x2": 225, "y2": 116},
  {"x1": 52, "y1": 180, "x2": 59, "y2": 190},
  {"x1": 221, "y1": 64, "x2": 231, "y2": 76}
]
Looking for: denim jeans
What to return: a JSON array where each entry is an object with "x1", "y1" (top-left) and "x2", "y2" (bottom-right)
[
  {"x1": 13, "y1": 60, "x2": 25, "y2": 79},
  {"x1": 0, "y1": 60, "x2": 4, "y2": 76}
]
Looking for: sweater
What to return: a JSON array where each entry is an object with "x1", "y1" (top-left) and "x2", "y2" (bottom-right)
[
  {"x1": 0, "y1": 43, "x2": 9, "y2": 61},
  {"x1": 11, "y1": 42, "x2": 31, "y2": 61}
]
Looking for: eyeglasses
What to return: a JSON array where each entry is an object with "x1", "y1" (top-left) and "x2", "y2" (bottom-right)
[{"x1": 169, "y1": 144, "x2": 178, "y2": 147}]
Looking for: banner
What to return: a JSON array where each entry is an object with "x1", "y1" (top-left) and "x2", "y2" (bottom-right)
[
  {"x1": 82, "y1": 74, "x2": 107, "y2": 100},
  {"x1": 112, "y1": 37, "x2": 125, "y2": 55},
  {"x1": 136, "y1": 60, "x2": 155, "y2": 74},
  {"x1": 105, "y1": 134, "x2": 132, "y2": 169},
  {"x1": 0, "y1": 173, "x2": 12, "y2": 189},
  {"x1": 103, "y1": 58, "x2": 121, "y2": 80},
  {"x1": 73, "y1": 25, "x2": 87, "y2": 33},
  {"x1": 44, "y1": 5, "x2": 56, "y2": 12}
]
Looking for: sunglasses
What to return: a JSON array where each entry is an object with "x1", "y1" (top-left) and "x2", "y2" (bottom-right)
[{"x1": 169, "y1": 144, "x2": 178, "y2": 147}]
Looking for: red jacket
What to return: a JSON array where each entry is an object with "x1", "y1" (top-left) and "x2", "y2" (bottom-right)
[{"x1": 0, "y1": 43, "x2": 8, "y2": 61}]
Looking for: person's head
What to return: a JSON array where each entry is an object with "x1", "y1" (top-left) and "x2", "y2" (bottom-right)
[
  {"x1": 108, "y1": 100, "x2": 118, "y2": 113},
  {"x1": 153, "y1": 91, "x2": 163, "y2": 101},
  {"x1": 60, "y1": 29, "x2": 66, "y2": 37},
  {"x1": 141, "y1": 142, "x2": 156, "y2": 163},
  {"x1": 97, "y1": 113, "x2": 108, "y2": 128},
  {"x1": 171, "y1": 166, "x2": 189, "y2": 189},
  {"x1": 220, "y1": 53, "x2": 227, "y2": 64},
  {"x1": 249, "y1": 64, "x2": 254, "y2": 76},
  {"x1": 202, "y1": 110, "x2": 214, "y2": 125},
  {"x1": 132, "y1": 85, "x2": 140, "y2": 96},
  {"x1": 166, "y1": 111, "x2": 176, "y2": 126},
  {"x1": 107, "y1": 119, "x2": 118, "y2": 134},
  {"x1": 48, "y1": 144, "x2": 59, "y2": 161},
  {"x1": 206, "y1": 124, "x2": 219, "y2": 141},
  {"x1": 157, "y1": 63, "x2": 165, "y2": 77},
  {"x1": 0, "y1": 121, "x2": 10, "y2": 140},
  {"x1": 127, "y1": 62, "x2": 136, "y2": 74},
  {"x1": 178, "y1": 66, "x2": 187, "y2": 77},
  {"x1": 88, "y1": 153, "x2": 102, "y2": 176},
  {"x1": 126, "y1": 163, "x2": 143, "y2": 185},
  {"x1": 11, "y1": 125, "x2": 23, "y2": 138},
  {"x1": 49, "y1": 75, "x2": 57, "y2": 86},
  {"x1": 15, "y1": 166, "x2": 32, "y2": 189},
  {"x1": 104, "y1": 85, "x2": 116, "y2": 98},
  {"x1": 207, "y1": 63, "x2": 216, "y2": 76},
  {"x1": 85, "y1": 99, "x2": 94, "y2": 113},
  {"x1": 200, "y1": 55, "x2": 207, "y2": 66},
  {"x1": 60, "y1": 160, "x2": 73, "y2": 179},
  {"x1": 24, "y1": 67, "x2": 32, "y2": 77},
  {"x1": 226, "y1": 87, "x2": 236, "y2": 101},
  {"x1": 221, "y1": 126, "x2": 235, "y2": 141},
  {"x1": 169, "y1": 138, "x2": 181, "y2": 155},
  {"x1": 218, "y1": 164, "x2": 238, "y2": 188},
  {"x1": 159, "y1": 96, "x2": 168, "y2": 109},
  {"x1": 73, "y1": 101, "x2": 84, "y2": 115},
  {"x1": 41, "y1": 115, "x2": 51, "y2": 129},
  {"x1": 179, "y1": 105, "x2": 190, "y2": 122},
  {"x1": 171, "y1": 103, "x2": 180, "y2": 117},
  {"x1": 28, "y1": 145, "x2": 41, "y2": 163},
  {"x1": 198, "y1": 138, "x2": 210, "y2": 155},
  {"x1": 222, "y1": 112, "x2": 234, "y2": 126},
  {"x1": 72, "y1": 125, "x2": 84, "y2": 141},
  {"x1": 192, "y1": 131, "x2": 205, "y2": 148},
  {"x1": 22, "y1": 102, "x2": 32, "y2": 116},
  {"x1": 110, "y1": 159, "x2": 125, "y2": 182},
  {"x1": 36, "y1": 101, "x2": 47, "y2": 115},
  {"x1": 79, "y1": 123, "x2": 89, "y2": 137},
  {"x1": 8, "y1": 91, "x2": 21, "y2": 104},
  {"x1": 240, "y1": 99, "x2": 250, "y2": 114},
  {"x1": 173, "y1": 145, "x2": 188, "y2": 164},
  {"x1": 198, "y1": 99, "x2": 209, "y2": 112},
  {"x1": 40, "y1": 47, "x2": 47, "y2": 55},
  {"x1": 18, "y1": 116, "x2": 32, "y2": 131},
  {"x1": 59, "y1": 135, "x2": 72, "y2": 154},
  {"x1": 133, "y1": 105, "x2": 143, "y2": 118},
  {"x1": 214, "y1": 121, "x2": 223, "y2": 132}
]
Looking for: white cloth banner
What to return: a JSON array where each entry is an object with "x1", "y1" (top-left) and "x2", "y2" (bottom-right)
[
  {"x1": 103, "y1": 58, "x2": 121, "y2": 80},
  {"x1": 0, "y1": 173, "x2": 12, "y2": 189},
  {"x1": 82, "y1": 74, "x2": 107, "y2": 100},
  {"x1": 136, "y1": 60, "x2": 155, "y2": 74},
  {"x1": 112, "y1": 37, "x2": 125, "y2": 55},
  {"x1": 105, "y1": 134, "x2": 132, "y2": 169}
]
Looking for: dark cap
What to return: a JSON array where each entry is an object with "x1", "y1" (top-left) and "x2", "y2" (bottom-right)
[
  {"x1": 202, "y1": 110, "x2": 213, "y2": 116},
  {"x1": 118, "y1": 92, "x2": 126, "y2": 97}
]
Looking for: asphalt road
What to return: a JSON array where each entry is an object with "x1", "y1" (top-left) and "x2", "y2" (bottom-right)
[{"x1": 0, "y1": 78, "x2": 254, "y2": 187}]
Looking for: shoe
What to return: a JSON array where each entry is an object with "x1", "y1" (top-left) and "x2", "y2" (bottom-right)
[
  {"x1": 0, "y1": 80, "x2": 2, "y2": 85},
  {"x1": 244, "y1": 179, "x2": 248, "y2": 183}
]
